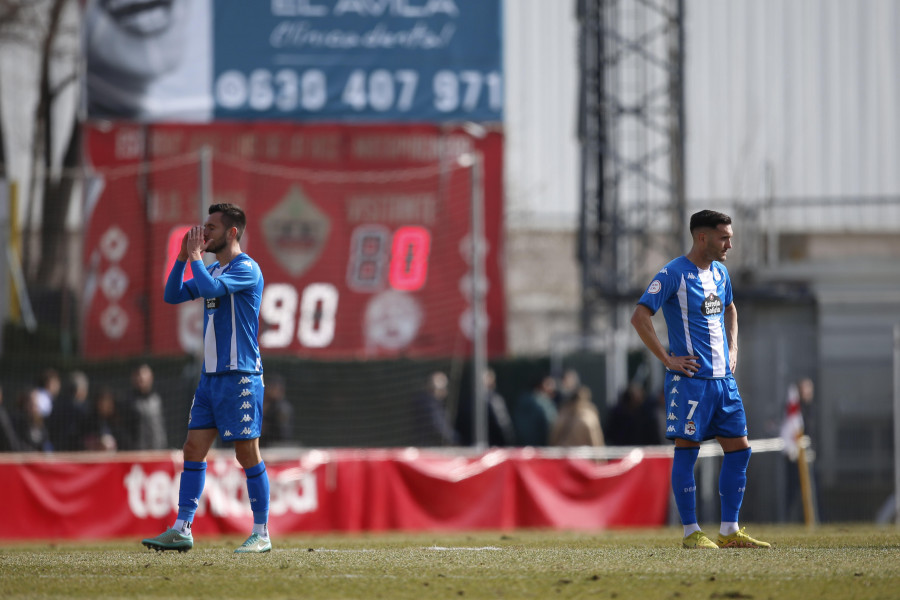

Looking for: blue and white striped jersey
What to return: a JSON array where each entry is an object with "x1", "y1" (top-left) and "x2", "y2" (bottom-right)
[
  {"x1": 637, "y1": 256, "x2": 733, "y2": 379},
  {"x1": 165, "y1": 254, "x2": 264, "y2": 374}
]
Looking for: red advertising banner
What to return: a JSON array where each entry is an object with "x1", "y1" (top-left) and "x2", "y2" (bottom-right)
[
  {"x1": 82, "y1": 123, "x2": 505, "y2": 359},
  {"x1": 0, "y1": 450, "x2": 671, "y2": 540}
]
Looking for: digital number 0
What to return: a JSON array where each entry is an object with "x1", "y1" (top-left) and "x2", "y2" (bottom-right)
[{"x1": 389, "y1": 226, "x2": 431, "y2": 291}]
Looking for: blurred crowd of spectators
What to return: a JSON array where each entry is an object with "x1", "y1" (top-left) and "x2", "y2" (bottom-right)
[
  {"x1": 0, "y1": 364, "x2": 665, "y2": 453},
  {"x1": 0, "y1": 365, "x2": 168, "y2": 453}
]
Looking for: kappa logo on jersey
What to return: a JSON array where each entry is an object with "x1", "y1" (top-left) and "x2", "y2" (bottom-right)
[
  {"x1": 687, "y1": 272, "x2": 696, "y2": 280},
  {"x1": 702, "y1": 293, "x2": 723, "y2": 316},
  {"x1": 205, "y1": 297, "x2": 219, "y2": 310},
  {"x1": 240, "y1": 401, "x2": 252, "y2": 410},
  {"x1": 224, "y1": 430, "x2": 233, "y2": 437},
  {"x1": 239, "y1": 389, "x2": 252, "y2": 397},
  {"x1": 684, "y1": 421, "x2": 696, "y2": 436},
  {"x1": 667, "y1": 412, "x2": 677, "y2": 421},
  {"x1": 242, "y1": 260, "x2": 252, "y2": 269},
  {"x1": 659, "y1": 268, "x2": 668, "y2": 274},
  {"x1": 241, "y1": 414, "x2": 252, "y2": 422},
  {"x1": 647, "y1": 280, "x2": 662, "y2": 294},
  {"x1": 239, "y1": 376, "x2": 251, "y2": 384}
]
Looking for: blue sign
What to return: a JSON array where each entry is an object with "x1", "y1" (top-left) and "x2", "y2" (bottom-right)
[{"x1": 213, "y1": 0, "x2": 503, "y2": 123}]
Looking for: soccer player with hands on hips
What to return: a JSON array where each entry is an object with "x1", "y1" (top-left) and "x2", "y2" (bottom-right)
[
  {"x1": 631, "y1": 210, "x2": 770, "y2": 549},
  {"x1": 142, "y1": 204, "x2": 271, "y2": 554}
]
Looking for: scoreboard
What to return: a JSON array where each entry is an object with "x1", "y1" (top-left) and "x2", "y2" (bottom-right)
[{"x1": 82, "y1": 122, "x2": 506, "y2": 359}]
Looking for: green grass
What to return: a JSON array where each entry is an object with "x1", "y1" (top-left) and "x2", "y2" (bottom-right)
[{"x1": 2, "y1": 526, "x2": 899, "y2": 599}]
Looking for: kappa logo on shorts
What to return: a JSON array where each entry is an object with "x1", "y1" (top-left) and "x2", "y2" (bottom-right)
[
  {"x1": 224, "y1": 430, "x2": 233, "y2": 437},
  {"x1": 240, "y1": 401, "x2": 252, "y2": 410},
  {"x1": 670, "y1": 399, "x2": 678, "y2": 408},
  {"x1": 239, "y1": 389, "x2": 252, "y2": 397},
  {"x1": 241, "y1": 414, "x2": 252, "y2": 422},
  {"x1": 239, "y1": 376, "x2": 251, "y2": 384},
  {"x1": 667, "y1": 412, "x2": 677, "y2": 421},
  {"x1": 672, "y1": 375, "x2": 681, "y2": 382},
  {"x1": 667, "y1": 425, "x2": 676, "y2": 433},
  {"x1": 241, "y1": 427, "x2": 252, "y2": 435}
]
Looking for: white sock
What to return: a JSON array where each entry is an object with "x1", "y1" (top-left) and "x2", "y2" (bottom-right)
[
  {"x1": 683, "y1": 523, "x2": 701, "y2": 537},
  {"x1": 173, "y1": 519, "x2": 191, "y2": 534},
  {"x1": 719, "y1": 521, "x2": 739, "y2": 536},
  {"x1": 252, "y1": 523, "x2": 269, "y2": 539}
]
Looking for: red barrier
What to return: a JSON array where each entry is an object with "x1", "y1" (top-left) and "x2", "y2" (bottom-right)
[{"x1": 0, "y1": 449, "x2": 671, "y2": 540}]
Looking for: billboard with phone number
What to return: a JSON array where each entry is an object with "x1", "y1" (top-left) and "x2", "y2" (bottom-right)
[
  {"x1": 82, "y1": 122, "x2": 505, "y2": 360},
  {"x1": 84, "y1": 0, "x2": 502, "y2": 123}
]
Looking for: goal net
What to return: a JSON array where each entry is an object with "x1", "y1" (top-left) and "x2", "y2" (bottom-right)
[{"x1": 75, "y1": 123, "x2": 504, "y2": 449}]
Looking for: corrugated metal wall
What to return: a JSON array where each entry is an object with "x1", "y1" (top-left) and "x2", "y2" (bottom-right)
[
  {"x1": 685, "y1": 0, "x2": 900, "y2": 229},
  {"x1": 503, "y1": 0, "x2": 580, "y2": 230},
  {"x1": 503, "y1": 0, "x2": 900, "y2": 231}
]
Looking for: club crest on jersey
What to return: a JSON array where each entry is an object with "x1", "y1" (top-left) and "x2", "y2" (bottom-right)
[
  {"x1": 647, "y1": 280, "x2": 662, "y2": 294},
  {"x1": 206, "y1": 297, "x2": 219, "y2": 310},
  {"x1": 702, "y1": 293, "x2": 723, "y2": 316}
]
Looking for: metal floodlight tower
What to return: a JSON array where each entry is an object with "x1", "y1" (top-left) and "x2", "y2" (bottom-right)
[{"x1": 578, "y1": 0, "x2": 686, "y2": 337}]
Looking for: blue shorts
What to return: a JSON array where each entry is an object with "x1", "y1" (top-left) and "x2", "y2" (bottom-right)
[
  {"x1": 663, "y1": 373, "x2": 747, "y2": 442},
  {"x1": 188, "y1": 372, "x2": 265, "y2": 442}
]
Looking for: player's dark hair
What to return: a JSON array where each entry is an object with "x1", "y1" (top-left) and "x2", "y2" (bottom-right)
[
  {"x1": 689, "y1": 209, "x2": 731, "y2": 233},
  {"x1": 209, "y1": 203, "x2": 247, "y2": 241}
]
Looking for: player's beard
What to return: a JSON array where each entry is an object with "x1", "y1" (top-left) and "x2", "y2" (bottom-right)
[{"x1": 204, "y1": 236, "x2": 226, "y2": 254}]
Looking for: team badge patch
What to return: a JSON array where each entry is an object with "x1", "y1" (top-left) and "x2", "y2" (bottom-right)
[
  {"x1": 684, "y1": 421, "x2": 696, "y2": 436},
  {"x1": 647, "y1": 280, "x2": 662, "y2": 294}
]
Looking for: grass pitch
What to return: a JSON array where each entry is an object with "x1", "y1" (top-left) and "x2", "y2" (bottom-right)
[{"x1": 2, "y1": 525, "x2": 899, "y2": 599}]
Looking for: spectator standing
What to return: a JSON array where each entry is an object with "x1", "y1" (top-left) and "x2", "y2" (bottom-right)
[
  {"x1": 0, "y1": 384, "x2": 23, "y2": 452},
  {"x1": 412, "y1": 371, "x2": 459, "y2": 446},
  {"x1": 84, "y1": 387, "x2": 130, "y2": 452},
  {"x1": 48, "y1": 371, "x2": 92, "y2": 451},
  {"x1": 554, "y1": 368, "x2": 581, "y2": 408},
  {"x1": 550, "y1": 386, "x2": 605, "y2": 447},
  {"x1": 14, "y1": 388, "x2": 53, "y2": 452},
  {"x1": 261, "y1": 374, "x2": 294, "y2": 447},
  {"x1": 126, "y1": 364, "x2": 168, "y2": 450},
  {"x1": 604, "y1": 383, "x2": 662, "y2": 446},
  {"x1": 512, "y1": 374, "x2": 558, "y2": 447},
  {"x1": 34, "y1": 368, "x2": 61, "y2": 419},
  {"x1": 455, "y1": 368, "x2": 517, "y2": 447}
]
